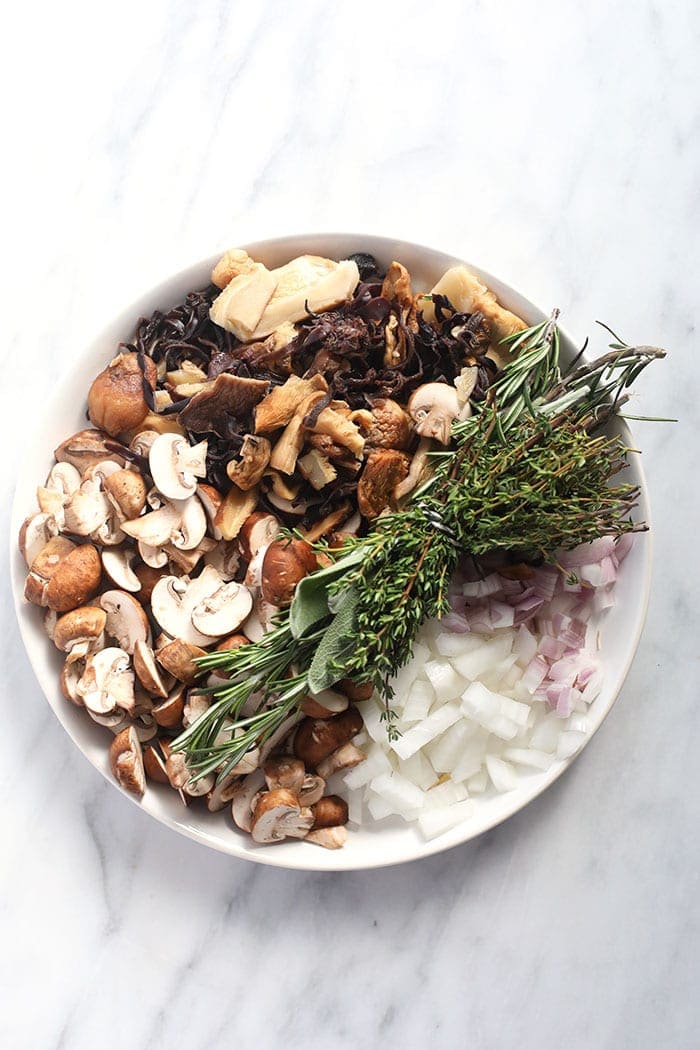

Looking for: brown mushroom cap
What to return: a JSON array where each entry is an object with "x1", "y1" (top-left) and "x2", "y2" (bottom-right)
[
  {"x1": 316, "y1": 743, "x2": 367, "y2": 781},
  {"x1": 133, "y1": 639, "x2": 169, "y2": 698},
  {"x1": 109, "y1": 726, "x2": 146, "y2": 796},
  {"x1": 143, "y1": 742, "x2": 170, "y2": 784},
  {"x1": 250, "y1": 789, "x2": 314, "y2": 843},
  {"x1": 45, "y1": 543, "x2": 102, "y2": 612},
  {"x1": 238, "y1": 511, "x2": 281, "y2": 563},
  {"x1": 310, "y1": 795, "x2": 349, "y2": 829},
  {"x1": 54, "y1": 429, "x2": 126, "y2": 473},
  {"x1": 88, "y1": 352, "x2": 156, "y2": 437},
  {"x1": 338, "y1": 679, "x2": 374, "y2": 702},
  {"x1": 155, "y1": 637, "x2": 206, "y2": 684},
  {"x1": 103, "y1": 469, "x2": 147, "y2": 520},
  {"x1": 300, "y1": 689, "x2": 349, "y2": 720},
  {"x1": 305, "y1": 826, "x2": 347, "y2": 849},
  {"x1": 53, "y1": 606, "x2": 107, "y2": 652},
  {"x1": 133, "y1": 563, "x2": 167, "y2": 603},
  {"x1": 152, "y1": 684, "x2": 186, "y2": 728},
  {"x1": 261, "y1": 539, "x2": 317, "y2": 608},
  {"x1": 293, "y1": 707, "x2": 364, "y2": 769},
  {"x1": 263, "y1": 756, "x2": 306, "y2": 794}
]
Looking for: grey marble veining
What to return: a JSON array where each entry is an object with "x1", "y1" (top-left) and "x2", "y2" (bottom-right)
[{"x1": 1, "y1": 1, "x2": 698, "y2": 1047}]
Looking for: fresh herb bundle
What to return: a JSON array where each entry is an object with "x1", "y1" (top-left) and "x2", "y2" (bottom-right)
[{"x1": 172, "y1": 317, "x2": 664, "y2": 782}]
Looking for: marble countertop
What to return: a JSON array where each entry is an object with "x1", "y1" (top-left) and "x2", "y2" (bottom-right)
[{"x1": 1, "y1": 2, "x2": 697, "y2": 1047}]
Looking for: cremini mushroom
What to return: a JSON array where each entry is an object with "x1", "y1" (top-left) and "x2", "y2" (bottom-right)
[
  {"x1": 156, "y1": 637, "x2": 206, "y2": 684},
  {"x1": 260, "y1": 539, "x2": 317, "y2": 608},
  {"x1": 164, "y1": 750, "x2": 213, "y2": 797},
  {"x1": 77, "y1": 646, "x2": 135, "y2": 716},
  {"x1": 197, "y1": 483, "x2": 223, "y2": 539},
  {"x1": 316, "y1": 742, "x2": 367, "y2": 780},
  {"x1": 165, "y1": 536, "x2": 217, "y2": 574},
  {"x1": 149, "y1": 433, "x2": 208, "y2": 501},
  {"x1": 88, "y1": 352, "x2": 156, "y2": 437},
  {"x1": 310, "y1": 795, "x2": 349, "y2": 829},
  {"x1": 301, "y1": 689, "x2": 349, "y2": 720},
  {"x1": 53, "y1": 605, "x2": 107, "y2": 662},
  {"x1": 25, "y1": 538, "x2": 102, "y2": 612},
  {"x1": 169, "y1": 496, "x2": 207, "y2": 551},
  {"x1": 203, "y1": 540, "x2": 240, "y2": 581},
  {"x1": 102, "y1": 468, "x2": 148, "y2": 521},
  {"x1": 142, "y1": 741, "x2": 170, "y2": 784},
  {"x1": 305, "y1": 826, "x2": 347, "y2": 849},
  {"x1": 101, "y1": 546, "x2": 141, "y2": 592},
  {"x1": 19, "y1": 513, "x2": 55, "y2": 568},
  {"x1": 293, "y1": 707, "x2": 364, "y2": 770},
  {"x1": 60, "y1": 658, "x2": 85, "y2": 706},
  {"x1": 151, "y1": 565, "x2": 252, "y2": 646},
  {"x1": 263, "y1": 756, "x2": 306, "y2": 794},
  {"x1": 100, "y1": 591, "x2": 150, "y2": 654},
  {"x1": 238, "y1": 511, "x2": 281, "y2": 563},
  {"x1": 109, "y1": 725, "x2": 146, "y2": 796},
  {"x1": 250, "y1": 789, "x2": 314, "y2": 843},
  {"x1": 231, "y1": 769, "x2": 266, "y2": 832},
  {"x1": 132, "y1": 639, "x2": 169, "y2": 698},
  {"x1": 298, "y1": 774, "x2": 325, "y2": 807},
  {"x1": 407, "y1": 382, "x2": 461, "y2": 446},
  {"x1": 63, "y1": 478, "x2": 112, "y2": 537},
  {"x1": 54, "y1": 429, "x2": 125, "y2": 473},
  {"x1": 152, "y1": 683, "x2": 186, "y2": 728}
]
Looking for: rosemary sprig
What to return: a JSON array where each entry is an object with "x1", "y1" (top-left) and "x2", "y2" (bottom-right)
[{"x1": 172, "y1": 316, "x2": 665, "y2": 781}]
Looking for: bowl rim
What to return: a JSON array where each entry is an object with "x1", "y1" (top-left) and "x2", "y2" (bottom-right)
[{"x1": 10, "y1": 232, "x2": 653, "y2": 871}]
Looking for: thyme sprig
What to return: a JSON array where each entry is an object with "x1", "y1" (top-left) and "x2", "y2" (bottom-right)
[{"x1": 172, "y1": 316, "x2": 665, "y2": 781}]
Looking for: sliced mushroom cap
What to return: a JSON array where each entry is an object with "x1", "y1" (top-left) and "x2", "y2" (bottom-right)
[
  {"x1": 231, "y1": 769, "x2": 266, "y2": 832},
  {"x1": 407, "y1": 382, "x2": 460, "y2": 446},
  {"x1": 152, "y1": 683, "x2": 186, "y2": 728},
  {"x1": 197, "y1": 483, "x2": 223, "y2": 540},
  {"x1": 164, "y1": 750, "x2": 213, "y2": 797},
  {"x1": 64, "y1": 481, "x2": 111, "y2": 536},
  {"x1": 132, "y1": 639, "x2": 169, "y2": 698},
  {"x1": 60, "y1": 658, "x2": 85, "y2": 705},
  {"x1": 169, "y1": 496, "x2": 207, "y2": 551},
  {"x1": 149, "y1": 433, "x2": 208, "y2": 501},
  {"x1": 109, "y1": 726, "x2": 146, "y2": 796},
  {"x1": 251, "y1": 789, "x2": 315, "y2": 843},
  {"x1": 121, "y1": 502, "x2": 181, "y2": 546},
  {"x1": 143, "y1": 742, "x2": 170, "y2": 784},
  {"x1": 310, "y1": 795, "x2": 349, "y2": 829},
  {"x1": 54, "y1": 429, "x2": 125, "y2": 473},
  {"x1": 298, "y1": 775, "x2": 326, "y2": 807},
  {"x1": 316, "y1": 743, "x2": 367, "y2": 781},
  {"x1": 101, "y1": 546, "x2": 141, "y2": 592},
  {"x1": 190, "y1": 580, "x2": 253, "y2": 638},
  {"x1": 137, "y1": 539, "x2": 170, "y2": 569},
  {"x1": 301, "y1": 689, "x2": 349, "y2": 719},
  {"x1": 165, "y1": 536, "x2": 217, "y2": 574},
  {"x1": 206, "y1": 769, "x2": 243, "y2": 812},
  {"x1": 156, "y1": 637, "x2": 206, "y2": 684},
  {"x1": 203, "y1": 540, "x2": 240, "y2": 581},
  {"x1": 134, "y1": 562, "x2": 167, "y2": 601},
  {"x1": 19, "y1": 513, "x2": 54, "y2": 568},
  {"x1": 294, "y1": 707, "x2": 364, "y2": 769},
  {"x1": 78, "y1": 646, "x2": 135, "y2": 716},
  {"x1": 305, "y1": 826, "x2": 347, "y2": 849},
  {"x1": 100, "y1": 591, "x2": 151, "y2": 654},
  {"x1": 238, "y1": 511, "x2": 282, "y2": 563},
  {"x1": 263, "y1": 756, "x2": 306, "y2": 794},
  {"x1": 103, "y1": 469, "x2": 148, "y2": 520},
  {"x1": 46, "y1": 461, "x2": 82, "y2": 495},
  {"x1": 151, "y1": 565, "x2": 250, "y2": 646},
  {"x1": 53, "y1": 605, "x2": 107, "y2": 656}
]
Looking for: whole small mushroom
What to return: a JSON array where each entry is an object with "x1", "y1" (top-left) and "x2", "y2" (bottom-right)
[
  {"x1": 25, "y1": 539, "x2": 102, "y2": 612},
  {"x1": 263, "y1": 756, "x2": 306, "y2": 794},
  {"x1": 310, "y1": 795, "x2": 349, "y2": 829},
  {"x1": 407, "y1": 382, "x2": 461, "y2": 446},
  {"x1": 261, "y1": 539, "x2": 317, "y2": 608},
  {"x1": 88, "y1": 352, "x2": 156, "y2": 437},
  {"x1": 293, "y1": 707, "x2": 364, "y2": 770}
]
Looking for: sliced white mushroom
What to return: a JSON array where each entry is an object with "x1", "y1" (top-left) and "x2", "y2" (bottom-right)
[
  {"x1": 202, "y1": 540, "x2": 240, "y2": 581},
  {"x1": 251, "y1": 789, "x2": 314, "y2": 843},
  {"x1": 121, "y1": 502, "x2": 181, "y2": 546},
  {"x1": 231, "y1": 770, "x2": 266, "y2": 832},
  {"x1": 151, "y1": 566, "x2": 251, "y2": 646},
  {"x1": 46, "y1": 461, "x2": 82, "y2": 495},
  {"x1": 149, "y1": 433, "x2": 208, "y2": 501},
  {"x1": 138, "y1": 540, "x2": 169, "y2": 568},
  {"x1": 63, "y1": 480, "x2": 111, "y2": 536},
  {"x1": 129, "y1": 430, "x2": 160, "y2": 457},
  {"x1": 407, "y1": 383, "x2": 461, "y2": 446},
  {"x1": 99, "y1": 591, "x2": 151, "y2": 654},
  {"x1": 169, "y1": 495, "x2": 207, "y2": 551},
  {"x1": 133, "y1": 639, "x2": 169, "y2": 698},
  {"x1": 101, "y1": 546, "x2": 141, "y2": 592},
  {"x1": 19, "y1": 513, "x2": 54, "y2": 568},
  {"x1": 77, "y1": 647, "x2": 135, "y2": 716},
  {"x1": 305, "y1": 826, "x2": 347, "y2": 849}
]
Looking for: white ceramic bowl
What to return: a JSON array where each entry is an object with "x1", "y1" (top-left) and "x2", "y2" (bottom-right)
[{"x1": 10, "y1": 234, "x2": 652, "y2": 871}]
